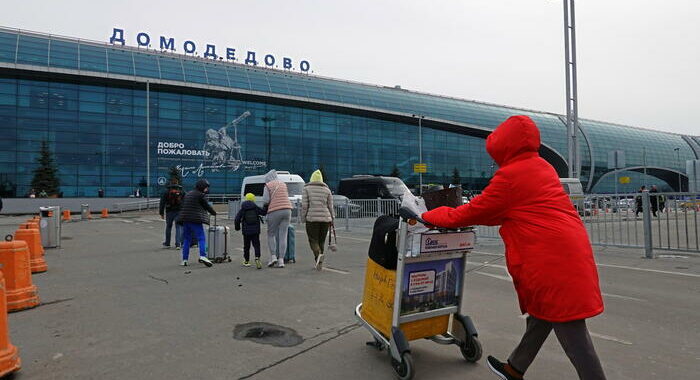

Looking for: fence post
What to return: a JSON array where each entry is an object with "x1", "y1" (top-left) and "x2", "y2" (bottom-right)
[
  {"x1": 345, "y1": 198, "x2": 350, "y2": 232},
  {"x1": 642, "y1": 190, "x2": 654, "y2": 258}
]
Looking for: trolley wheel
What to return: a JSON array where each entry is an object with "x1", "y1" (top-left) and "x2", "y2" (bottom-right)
[
  {"x1": 227, "y1": 257, "x2": 232, "y2": 262},
  {"x1": 391, "y1": 352, "x2": 414, "y2": 380},
  {"x1": 460, "y1": 336, "x2": 482, "y2": 363}
]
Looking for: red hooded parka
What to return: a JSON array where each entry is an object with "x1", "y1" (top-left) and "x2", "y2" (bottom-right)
[{"x1": 422, "y1": 115, "x2": 604, "y2": 322}]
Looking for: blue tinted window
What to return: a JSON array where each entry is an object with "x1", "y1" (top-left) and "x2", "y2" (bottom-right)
[
  {"x1": 181, "y1": 60, "x2": 208, "y2": 84},
  {"x1": 225, "y1": 66, "x2": 250, "y2": 90},
  {"x1": 203, "y1": 64, "x2": 228, "y2": 87},
  {"x1": 158, "y1": 57, "x2": 184, "y2": 82},
  {"x1": 0, "y1": 31, "x2": 17, "y2": 63},
  {"x1": 246, "y1": 69, "x2": 271, "y2": 92},
  {"x1": 16, "y1": 35, "x2": 48, "y2": 66},
  {"x1": 49, "y1": 40, "x2": 79, "y2": 69},
  {"x1": 79, "y1": 44, "x2": 107, "y2": 72},
  {"x1": 107, "y1": 49, "x2": 133, "y2": 76},
  {"x1": 133, "y1": 53, "x2": 160, "y2": 79}
]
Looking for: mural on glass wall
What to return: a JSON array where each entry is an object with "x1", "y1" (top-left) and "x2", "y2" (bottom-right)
[{"x1": 157, "y1": 111, "x2": 266, "y2": 177}]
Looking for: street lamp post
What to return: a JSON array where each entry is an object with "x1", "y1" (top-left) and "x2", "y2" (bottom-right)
[
  {"x1": 412, "y1": 114, "x2": 425, "y2": 195},
  {"x1": 674, "y1": 148, "x2": 682, "y2": 192},
  {"x1": 261, "y1": 116, "x2": 275, "y2": 168},
  {"x1": 563, "y1": 0, "x2": 580, "y2": 179}
]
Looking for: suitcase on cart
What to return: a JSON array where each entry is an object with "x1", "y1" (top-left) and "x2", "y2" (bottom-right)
[{"x1": 207, "y1": 216, "x2": 231, "y2": 263}]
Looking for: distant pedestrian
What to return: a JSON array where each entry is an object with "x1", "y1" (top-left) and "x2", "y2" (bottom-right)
[
  {"x1": 0, "y1": 195, "x2": 3, "y2": 213},
  {"x1": 98, "y1": 188, "x2": 104, "y2": 198},
  {"x1": 635, "y1": 186, "x2": 646, "y2": 217},
  {"x1": 234, "y1": 193, "x2": 266, "y2": 269},
  {"x1": 176, "y1": 179, "x2": 216, "y2": 267},
  {"x1": 134, "y1": 188, "x2": 141, "y2": 198},
  {"x1": 650, "y1": 185, "x2": 659, "y2": 217},
  {"x1": 302, "y1": 169, "x2": 334, "y2": 270},
  {"x1": 263, "y1": 170, "x2": 292, "y2": 268},
  {"x1": 422, "y1": 116, "x2": 606, "y2": 380},
  {"x1": 159, "y1": 181, "x2": 184, "y2": 249},
  {"x1": 28, "y1": 188, "x2": 36, "y2": 198},
  {"x1": 39, "y1": 189, "x2": 48, "y2": 198}
]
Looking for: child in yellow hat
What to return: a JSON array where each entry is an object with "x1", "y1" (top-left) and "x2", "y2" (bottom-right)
[{"x1": 234, "y1": 193, "x2": 267, "y2": 269}]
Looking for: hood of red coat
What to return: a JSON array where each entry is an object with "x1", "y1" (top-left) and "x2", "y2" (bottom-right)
[{"x1": 486, "y1": 115, "x2": 541, "y2": 166}]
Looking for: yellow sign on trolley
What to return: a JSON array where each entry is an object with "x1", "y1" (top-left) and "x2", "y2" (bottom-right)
[{"x1": 413, "y1": 163, "x2": 427, "y2": 173}]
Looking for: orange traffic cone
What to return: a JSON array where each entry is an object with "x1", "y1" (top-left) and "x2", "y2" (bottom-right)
[
  {"x1": 0, "y1": 271, "x2": 21, "y2": 377},
  {"x1": 0, "y1": 236, "x2": 39, "y2": 312},
  {"x1": 101, "y1": 208, "x2": 109, "y2": 218},
  {"x1": 62, "y1": 210, "x2": 71, "y2": 222},
  {"x1": 14, "y1": 227, "x2": 47, "y2": 274}
]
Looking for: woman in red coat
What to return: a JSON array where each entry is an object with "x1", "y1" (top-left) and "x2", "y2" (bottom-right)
[{"x1": 422, "y1": 115, "x2": 606, "y2": 380}]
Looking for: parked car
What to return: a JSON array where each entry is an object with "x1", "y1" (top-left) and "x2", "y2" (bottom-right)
[{"x1": 338, "y1": 175, "x2": 409, "y2": 200}]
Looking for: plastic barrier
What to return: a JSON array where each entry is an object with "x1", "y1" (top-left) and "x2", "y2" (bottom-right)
[
  {"x1": 0, "y1": 236, "x2": 40, "y2": 312},
  {"x1": 14, "y1": 227, "x2": 47, "y2": 274},
  {"x1": 0, "y1": 271, "x2": 21, "y2": 377},
  {"x1": 101, "y1": 208, "x2": 109, "y2": 218},
  {"x1": 62, "y1": 210, "x2": 71, "y2": 222}
]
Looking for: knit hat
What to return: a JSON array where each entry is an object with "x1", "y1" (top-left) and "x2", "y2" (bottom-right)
[{"x1": 245, "y1": 193, "x2": 256, "y2": 202}]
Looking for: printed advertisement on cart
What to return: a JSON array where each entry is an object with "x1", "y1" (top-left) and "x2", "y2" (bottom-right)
[{"x1": 400, "y1": 258, "x2": 463, "y2": 315}]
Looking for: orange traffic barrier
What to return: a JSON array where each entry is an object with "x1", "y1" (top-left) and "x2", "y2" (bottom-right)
[
  {"x1": 0, "y1": 236, "x2": 39, "y2": 312},
  {"x1": 62, "y1": 210, "x2": 71, "y2": 222},
  {"x1": 101, "y1": 208, "x2": 109, "y2": 218},
  {"x1": 14, "y1": 227, "x2": 47, "y2": 274},
  {"x1": 0, "y1": 271, "x2": 21, "y2": 377}
]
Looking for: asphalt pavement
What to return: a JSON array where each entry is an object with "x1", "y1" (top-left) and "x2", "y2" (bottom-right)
[{"x1": 0, "y1": 212, "x2": 698, "y2": 379}]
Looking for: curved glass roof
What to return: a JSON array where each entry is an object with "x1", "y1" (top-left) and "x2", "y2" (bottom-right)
[{"x1": 0, "y1": 26, "x2": 696, "y2": 189}]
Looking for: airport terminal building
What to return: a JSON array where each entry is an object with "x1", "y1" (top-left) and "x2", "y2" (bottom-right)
[{"x1": 0, "y1": 26, "x2": 698, "y2": 197}]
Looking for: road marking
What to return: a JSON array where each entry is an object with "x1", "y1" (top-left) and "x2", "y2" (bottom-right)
[
  {"x1": 473, "y1": 271, "x2": 511, "y2": 281},
  {"x1": 597, "y1": 263, "x2": 700, "y2": 278},
  {"x1": 323, "y1": 267, "x2": 349, "y2": 275},
  {"x1": 467, "y1": 262, "x2": 508, "y2": 270},
  {"x1": 601, "y1": 292, "x2": 646, "y2": 302},
  {"x1": 120, "y1": 220, "x2": 133, "y2": 223},
  {"x1": 335, "y1": 235, "x2": 371, "y2": 242},
  {"x1": 471, "y1": 251, "x2": 504, "y2": 257},
  {"x1": 589, "y1": 332, "x2": 633, "y2": 345}
]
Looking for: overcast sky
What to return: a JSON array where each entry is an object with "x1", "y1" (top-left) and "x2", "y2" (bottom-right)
[{"x1": 2, "y1": 0, "x2": 698, "y2": 135}]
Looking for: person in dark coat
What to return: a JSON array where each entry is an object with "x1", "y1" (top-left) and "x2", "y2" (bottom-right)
[
  {"x1": 422, "y1": 115, "x2": 606, "y2": 380},
  {"x1": 176, "y1": 179, "x2": 216, "y2": 267},
  {"x1": 635, "y1": 186, "x2": 646, "y2": 217},
  {"x1": 159, "y1": 181, "x2": 184, "y2": 248},
  {"x1": 649, "y1": 185, "x2": 659, "y2": 217},
  {"x1": 234, "y1": 193, "x2": 266, "y2": 269}
]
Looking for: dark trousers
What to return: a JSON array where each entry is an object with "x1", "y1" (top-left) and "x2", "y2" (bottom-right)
[
  {"x1": 306, "y1": 221, "x2": 330, "y2": 259},
  {"x1": 243, "y1": 234, "x2": 261, "y2": 261},
  {"x1": 508, "y1": 316, "x2": 606, "y2": 380},
  {"x1": 164, "y1": 210, "x2": 182, "y2": 246}
]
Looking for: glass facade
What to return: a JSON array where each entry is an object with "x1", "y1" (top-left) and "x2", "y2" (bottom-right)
[{"x1": 0, "y1": 27, "x2": 697, "y2": 197}]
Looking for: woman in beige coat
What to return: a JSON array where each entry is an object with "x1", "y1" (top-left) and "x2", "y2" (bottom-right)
[{"x1": 301, "y1": 169, "x2": 334, "y2": 270}]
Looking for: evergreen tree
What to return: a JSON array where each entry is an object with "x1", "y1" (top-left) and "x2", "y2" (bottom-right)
[
  {"x1": 168, "y1": 166, "x2": 183, "y2": 185},
  {"x1": 31, "y1": 141, "x2": 60, "y2": 196},
  {"x1": 451, "y1": 167, "x2": 461, "y2": 185},
  {"x1": 390, "y1": 165, "x2": 401, "y2": 178}
]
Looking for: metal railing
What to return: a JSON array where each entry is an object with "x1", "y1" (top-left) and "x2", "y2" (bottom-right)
[
  {"x1": 472, "y1": 192, "x2": 699, "y2": 256},
  {"x1": 113, "y1": 199, "x2": 160, "y2": 213}
]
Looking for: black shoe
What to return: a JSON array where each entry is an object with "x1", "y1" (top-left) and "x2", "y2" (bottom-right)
[{"x1": 486, "y1": 356, "x2": 523, "y2": 380}]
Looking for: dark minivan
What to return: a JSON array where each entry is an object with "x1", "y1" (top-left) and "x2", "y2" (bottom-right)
[{"x1": 337, "y1": 175, "x2": 409, "y2": 199}]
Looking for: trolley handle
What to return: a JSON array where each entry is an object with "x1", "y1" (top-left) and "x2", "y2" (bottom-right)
[{"x1": 398, "y1": 207, "x2": 431, "y2": 226}]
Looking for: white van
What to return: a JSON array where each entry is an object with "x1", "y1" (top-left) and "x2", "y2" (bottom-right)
[
  {"x1": 560, "y1": 177, "x2": 585, "y2": 215},
  {"x1": 241, "y1": 171, "x2": 305, "y2": 206}
]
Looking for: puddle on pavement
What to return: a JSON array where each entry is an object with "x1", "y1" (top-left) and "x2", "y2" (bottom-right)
[{"x1": 233, "y1": 322, "x2": 303, "y2": 347}]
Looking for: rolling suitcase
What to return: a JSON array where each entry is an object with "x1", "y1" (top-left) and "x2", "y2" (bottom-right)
[
  {"x1": 207, "y1": 216, "x2": 231, "y2": 263},
  {"x1": 284, "y1": 224, "x2": 296, "y2": 263}
]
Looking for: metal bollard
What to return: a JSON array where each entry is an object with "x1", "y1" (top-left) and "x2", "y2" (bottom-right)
[
  {"x1": 80, "y1": 204, "x2": 90, "y2": 220},
  {"x1": 642, "y1": 191, "x2": 654, "y2": 258},
  {"x1": 345, "y1": 198, "x2": 350, "y2": 232}
]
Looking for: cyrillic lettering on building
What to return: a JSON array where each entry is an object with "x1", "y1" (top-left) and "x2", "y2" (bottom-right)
[
  {"x1": 159, "y1": 36, "x2": 175, "y2": 51},
  {"x1": 136, "y1": 32, "x2": 151, "y2": 47},
  {"x1": 183, "y1": 41, "x2": 196, "y2": 54},
  {"x1": 283, "y1": 57, "x2": 292, "y2": 69},
  {"x1": 226, "y1": 48, "x2": 236, "y2": 61},
  {"x1": 245, "y1": 51, "x2": 258, "y2": 65},
  {"x1": 109, "y1": 28, "x2": 125, "y2": 45},
  {"x1": 264, "y1": 54, "x2": 275, "y2": 67},
  {"x1": 300, "y1": 60, "x2": 310, "y2": 72},
  {"x1": 204, "y1": 44, "x2": 218, "y2": 59}
]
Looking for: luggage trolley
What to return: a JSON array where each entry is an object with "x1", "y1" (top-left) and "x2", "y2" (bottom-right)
[{"x1": 355, "y1": 208, "x2": 481, "y2": 380}]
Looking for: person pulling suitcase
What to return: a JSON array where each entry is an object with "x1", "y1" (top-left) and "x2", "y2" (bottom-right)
[{"x1": 177, "y1": 179, "x2": 216, "y2": 267}]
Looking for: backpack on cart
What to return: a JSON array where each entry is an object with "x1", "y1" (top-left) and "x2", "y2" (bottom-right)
[
  {"x1": 368, "y1": 215, "x2": 399, "y2": 270},
  {"x1": 207, "y1": 216, "x2": 231, "y2": 263},
  {"x1": 284, "y1": 224, "x2": 296, "y2": 263}
]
